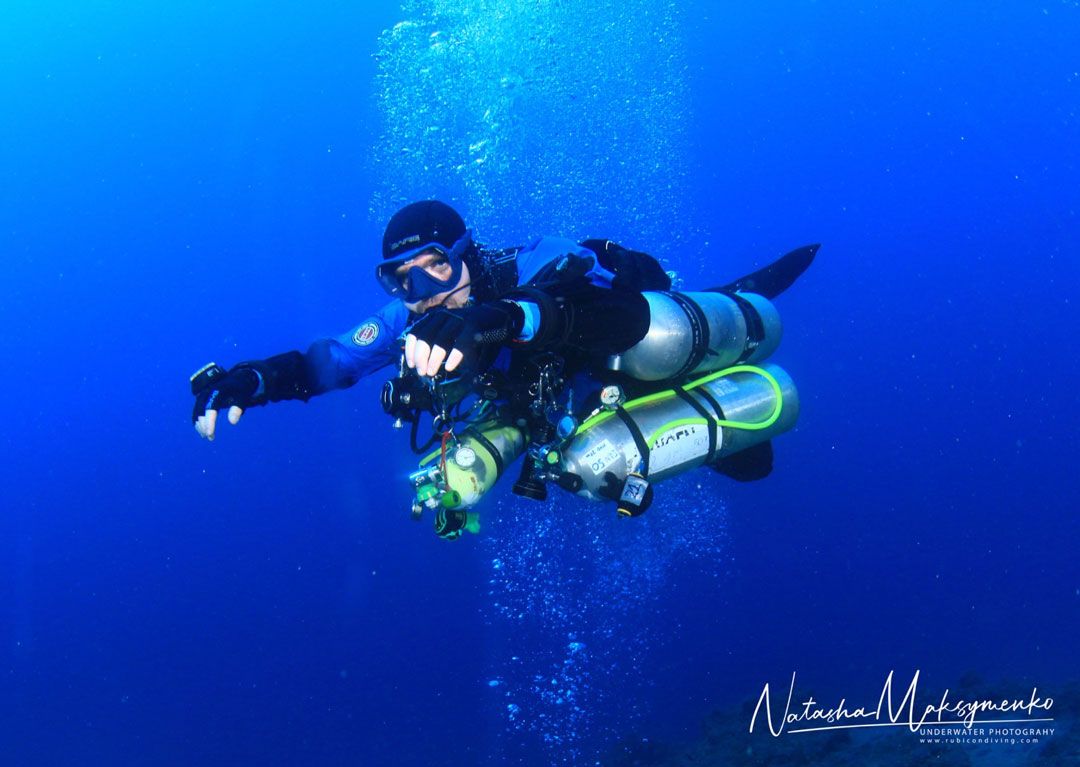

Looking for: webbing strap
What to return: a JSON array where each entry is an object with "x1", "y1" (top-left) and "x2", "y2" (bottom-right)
[
  {"x1": 673, "y1": 386, "x2": 718, "y2": 463},
  {"x1": 694, "y1": 385, "x2": 728, "y2": 456},
  {"x1": 728, "y1": 292, "x2": 765, "y2": 363},
  {"x1": 666, "y1": 292, "x2": 711, "y2": 380},
  {"x1": 694, "y1": 385, "x2": 726, "y2": 422},
  {"x1": 614, "y1": 406, "x2": 650, "y2": 476}
]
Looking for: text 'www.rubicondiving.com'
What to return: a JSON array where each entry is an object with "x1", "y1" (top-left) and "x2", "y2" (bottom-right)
[{"x1": 918, "y1": 726, "x2": 1054, "y2": 746}]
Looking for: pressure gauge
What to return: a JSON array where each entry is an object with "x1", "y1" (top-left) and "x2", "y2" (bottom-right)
[
  {"x1": 453, "y1": 445, "x2": 477, "y2": 469},
  {"x1": 600, "y1": 384, "x2": 625, "y2": 409}
]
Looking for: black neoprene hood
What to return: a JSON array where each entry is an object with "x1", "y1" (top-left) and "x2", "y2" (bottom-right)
[{"x1": 381, "y1": 200, "x2": 467, "y2": 260}]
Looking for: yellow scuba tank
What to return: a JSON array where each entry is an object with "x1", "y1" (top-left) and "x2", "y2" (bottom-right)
[{"x1": 411, "y1": 421, "x2": 528, "y2": 538}]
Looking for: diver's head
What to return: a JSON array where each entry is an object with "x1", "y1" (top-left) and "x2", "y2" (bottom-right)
[{"x1": 376, "y1": 200, "x2": 474, "y2": 312}]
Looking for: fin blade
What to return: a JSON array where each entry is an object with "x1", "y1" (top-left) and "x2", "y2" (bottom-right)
[{"x1": 710, "y1": 243, "x2": 819, "y2": 299}]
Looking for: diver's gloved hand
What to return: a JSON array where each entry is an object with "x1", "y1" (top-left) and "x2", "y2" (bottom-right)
[
  {"x1": 191, "y1": 363, "x2": 261, "y2": 441},
  {"x1": 190, "y1": 351, "x2": 314, "y2": 441},
  {"x1": 405, "y1": 300, "x2": 525, "y2": 377}
]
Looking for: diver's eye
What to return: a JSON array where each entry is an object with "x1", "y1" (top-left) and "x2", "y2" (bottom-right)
[{"x1": 424, "y1": 258, "x2": 452, "y2": 279}]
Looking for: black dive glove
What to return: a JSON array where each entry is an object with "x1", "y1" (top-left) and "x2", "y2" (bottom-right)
[
  {"x1": 407, "y1": 300, "x2": 525, "y2": 375},
  {"x1": 190, "y1": 364, "x2": 261, "y2": 424},
  {"x1": 190, "y1": 351, "x2": 314, "y2": 424}
]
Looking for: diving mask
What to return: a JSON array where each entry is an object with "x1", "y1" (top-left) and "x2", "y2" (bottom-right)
[{"x1": 375, "y1": 230, "x2": 472, "y2": 302}]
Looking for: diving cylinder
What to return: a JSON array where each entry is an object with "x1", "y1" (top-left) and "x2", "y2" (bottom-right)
[
  {"x1": 418, "y1": 422, "x2": 527, "y2": 510},
  {"x1": 558, "y1": 363, "x2": 799, "y2": 501},
  {"x1": 608, "y1": 291, "x2": 781, "y2": 381}
]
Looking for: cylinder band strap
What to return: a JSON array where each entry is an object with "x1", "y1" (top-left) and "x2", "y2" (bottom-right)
[
  {"x1": 673, "y1": 386, "x2": 718, "y2": 463},
  {"x1": 666, "y1": 292, "x2": 711, "y2": 381},
  {"x1": 727, "y1": 292, "x2": 766, "y2": 363},
  {"x1": 694, "y1": 385, "x2": 727, "y2": 422},
  {"x1": 463, "y1": 427, "x2": 504, "y2": 477},
  {"x1": 614, "y1": 406, "x2": 651, "y2": 477},
  {"x1": 694, "y1": 385, "x2": 728, "y2": 454}
]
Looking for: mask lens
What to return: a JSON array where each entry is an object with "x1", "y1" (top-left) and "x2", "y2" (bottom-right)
[{"x1": 375, "y1": 230, "x2": 471, "y2": 299}]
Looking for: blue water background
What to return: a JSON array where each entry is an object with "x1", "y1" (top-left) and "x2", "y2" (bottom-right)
[{"x1": 2, "y1": 1, "x2": 1078, "y2": 764}]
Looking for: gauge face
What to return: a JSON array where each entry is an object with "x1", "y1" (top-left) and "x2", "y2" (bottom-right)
[
  {"x1": 600, "y1": 384, "x2": 624, "y2": 408},
  {"x1": 453, "y1": 445, "x2": 477, "y2": 468}
]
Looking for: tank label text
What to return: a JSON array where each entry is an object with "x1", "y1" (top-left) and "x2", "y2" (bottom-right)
[
  {"x1": 583, "y1": 439, "x2": 622, "y2": 475},
  {"x1": 650, "y1": 424, "x2": 710, "y2": 473}
]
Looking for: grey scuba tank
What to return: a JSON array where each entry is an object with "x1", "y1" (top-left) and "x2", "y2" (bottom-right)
[
  {"x1": 607, "y1": 291, "x2": 781, "y2": 381},
  {"x1": 557, "y1": 363, "x2": 799, "y2": 501}
]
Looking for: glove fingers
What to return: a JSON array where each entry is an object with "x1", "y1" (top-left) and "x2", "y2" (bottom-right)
[
  {"x1": 192, "y1": 389, "x2": 212, "y2": 424},
  {"x1": 407, "y1": 310, "x2": 464, "y2": 374},
  {"x1": 228, "y1": 406, "x2": 244, "y2": 425},
  {"x1": 196, "y1": 408, "x2": 218, "y2": 441},
  {"x1": 425, "y1": 345, "x2": 449, "y2": 377},
  {"x1": 444, "y1": 348, "x2": 465, "y2": 373},
  {"x1": 410, "y1": 339, "x2": 431, "y2": 371}
]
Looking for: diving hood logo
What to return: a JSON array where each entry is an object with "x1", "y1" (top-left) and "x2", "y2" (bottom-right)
[{"x1": 750, "y1": 670, "x2": 1054, "y2": 737}]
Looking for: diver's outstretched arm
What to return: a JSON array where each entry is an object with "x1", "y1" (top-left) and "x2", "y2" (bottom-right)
[{"x1": 404, "y1": 283, "x2": 653, "y2": 378}]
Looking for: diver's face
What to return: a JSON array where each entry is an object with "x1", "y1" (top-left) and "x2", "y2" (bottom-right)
[{"x1": 400, "y1": 251, "x2": 472, "y2": 313}]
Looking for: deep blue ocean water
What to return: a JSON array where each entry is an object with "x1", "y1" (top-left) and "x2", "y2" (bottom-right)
[{"x1": 2, "y1": 2, "x2": 1078, "y2": 765}]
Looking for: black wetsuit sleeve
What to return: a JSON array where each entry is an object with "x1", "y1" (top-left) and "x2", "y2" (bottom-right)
[
  {"x1": 507, "y1": 236, "x2": 653, "y2": 356},
  {"x1": 508, "y1": 281, "x2": 651, "y2": 355},
  {"x1": 240, "y1": 336, "x2": 396, "y2": 405}
]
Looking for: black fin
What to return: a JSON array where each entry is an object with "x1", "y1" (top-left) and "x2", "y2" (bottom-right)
[
  {"x1": 711, "y1": 440, "x2": 774, "y2": 482},
  {"x1": 709, "y1": 244, "x2": 819, "y2": 299}
]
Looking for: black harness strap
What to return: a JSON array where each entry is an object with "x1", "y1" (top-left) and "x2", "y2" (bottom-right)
[
  {"x1": 615, "y1": 406, "x2": 651, "y2": 477},
  {"x1": 694, "y1": 386, "x2": 728, "y2": 454},
  {"x1": 673, "y1": 386, "x2": 718, "y2": 464}
]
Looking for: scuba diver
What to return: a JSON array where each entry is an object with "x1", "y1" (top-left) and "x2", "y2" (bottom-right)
[{"x1": 191, "y1": 200, "x2": 817, "y2": 538}]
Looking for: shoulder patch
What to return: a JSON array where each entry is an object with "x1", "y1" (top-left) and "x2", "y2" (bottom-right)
[{"x1": 352, "y1": 321, "x2": 381, "y2": 347}]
